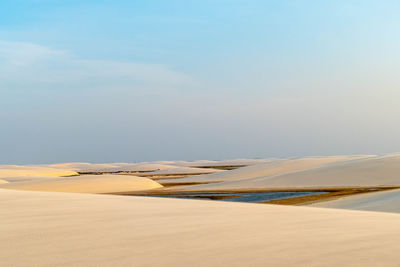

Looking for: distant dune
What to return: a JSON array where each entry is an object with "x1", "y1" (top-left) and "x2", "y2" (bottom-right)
[
  {"x1": 0, "y1": 175, "x2": 162, "y2": 193},
  {"x1": 185, "y1": 154, "x2": 400, "y2": 191},
  {"x1": 162, "y1": 155, "x2": 374, "y2": 186},
  {"x1": 310, "y1": 188, "x2": 400, "y2": 213},
  {"x1": 2, "y1": 189, "x2": 400, "y2": 266},
  {"x1": 39, "y1": 162, "x2": 124, "y2": 171},
  {"x1": 40, "y1": 162, "x2": 163, "y2": 173},
  {"x1": 169, "y1": 158, "x2": 272, "y2": 167},
  {"x1": 150, "y1": 166, "x2": 220, "y2": 174},
  {"x1": 13, "y1": 160, "x2": 268, "y2": 176},
  {"x1": 0, "y1": 165, "x2": 78, "y2": 178},
  {"x1": 84, "y1": 163, "x2": 186, "y2": 173}
]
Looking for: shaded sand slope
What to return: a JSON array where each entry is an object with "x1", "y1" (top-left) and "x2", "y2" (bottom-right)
[
  {"x1": 162, "y1": 155, "x2": 373, "y2": 185},
  {"x1": 1, "y1": 176, "x2": 60, "y2": 183},
  {"x1": 311, "y1": 189, "x2": 400, "y2": 213},
  {"x1": 0, "y1": 175, "x2": 162, "y2": 193},
  {"x1": 2, "y1": 189, "x2": 400, "y2": 266},
  {"x1": 185, "y1": 154, "x2": 400, "y2": 191},
  {"x1": 0, "y1": 165, "x2": 78, "y2": 177}
]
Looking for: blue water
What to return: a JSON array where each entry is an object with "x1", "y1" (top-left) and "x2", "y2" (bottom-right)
[{"x1": 137, "y1": 191, "x2": 325, "y2": 203}]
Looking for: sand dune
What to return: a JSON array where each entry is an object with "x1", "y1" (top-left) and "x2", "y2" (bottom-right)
[
  {"x1": 0, "y1": 165, "x2": 78, "y2": 178},
  {"x1": 86, "y1": 164, "x2": 222, "y2": 176},
  {"x1": 0, "y1": 175, "x2": 162, "y2": 193},
  {"x1": 162, "y1": 155, "x2": 373, "y2": 185},
  {"x1": 87, "y1": 163, "x2": 182, "y2": 173},
  {"x1": 33, "y1": 160, "x2": 270, "y2": 174},
  {"x1": 169, "y1": 158, "x2": 272, "y2": 167},
  {"x1": 48, "y1": 162, "x2": 128, "y2": 172},
  {"x1": 0, "y1": 179, "x2": 8, "y2": 184},
  {"x1": 2, "y1": 189, "x2": 400, "y2": 266},
  {"x1": 40, "y1": 162, "x2": 121, "y2": 170},
  {"x1": 311, "y1": 189, "x2": 400, "y2": 213},
  {"x1": 150, "y1": 166, "x2": 220, "y2": 174},
  {"x1": 186, "y1": 154, "x2": 400, "y2": 191}
]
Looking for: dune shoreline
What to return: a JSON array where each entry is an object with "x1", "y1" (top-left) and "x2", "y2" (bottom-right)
[{"x1": 112, "y1": 186, "x2": 399, "y2": 205}]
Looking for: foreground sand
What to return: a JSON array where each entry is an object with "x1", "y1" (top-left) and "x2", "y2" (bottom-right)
[{"x1": 2, "y1": 189, "x2": 400, "y2": 266}]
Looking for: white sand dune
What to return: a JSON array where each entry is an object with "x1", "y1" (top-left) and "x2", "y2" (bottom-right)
[
  {"x1": 89, "y1": 163, "x2": 181, "y2": 173},
  {"x1": 90, "y1": 164, "x2": 222, "y2": 176},
  {"x1": 40, "y1": 162, "x2": 117, "y2": 169},
  {"x1": 170, "y1": 158, "x2": 272, "y2": 167},
  {"x1": 150, "y1": 166, "x2": 220, "y2": 174},
  {"x1": 0, "y1": 175, "x2": 162, "y2": 193},
  {"x1": 0, "y1": 165, "x2": 78, "y2": 178},
  {"x1": 2, "y1": 189, "x2": 400, "y2": 266},
  {"x1": 186, "y1": 154, "x2": 400, "y2": 191},
  {"x1": 311, "y1": 189, "x2": 400, "y2": 213},
  {"x1": 6, "y1": 160, "x2": 267, "y2": 177},
  {"x1": 45, "y1": 162, "x2": 127, "y2": 172},
  {"x1": 162, "y1": 155, "x2": 373, "y2": 185}
]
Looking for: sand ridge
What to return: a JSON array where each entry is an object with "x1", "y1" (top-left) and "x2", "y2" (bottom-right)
[
  {"x1": 83, "y1": 163, "x2": 194, "y2": 173},
  {"x1": 310, "y1": 188, "x2": 400, "y2": 213},
  {"x1": 0, "y1": 175, "x2": 163, "y2": 193},
  {"x1": 167, "y1": 158, "x2": 273, "y2": 167},
  {"x1": 164, "y1": 155, "x2": 375, "y2": 187},
  {"x1": 0, "y1": 165, "x2": 78, "y2": 178}
]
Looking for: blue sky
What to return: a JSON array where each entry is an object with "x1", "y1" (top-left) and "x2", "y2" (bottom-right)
[{"x1": 1, "y1": 1, "x2": 400, "y2": 164}]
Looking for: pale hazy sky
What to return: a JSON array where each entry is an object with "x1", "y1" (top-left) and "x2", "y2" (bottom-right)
[{"x1": 1, "y1": 1, "x2": 400, "y2": 164}]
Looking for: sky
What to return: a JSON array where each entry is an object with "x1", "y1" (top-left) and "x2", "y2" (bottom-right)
[{"x1": 1, "y1": 0, "x2": 400, "y2": 164}]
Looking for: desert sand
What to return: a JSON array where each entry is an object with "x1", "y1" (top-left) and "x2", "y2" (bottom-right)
[
  {"x1": 82, "y1": 163, "x2": 198, "y2": 173},
  {"x1": 310, "y1": 188, "x2": 400, "y2": 213},
  {"x1": 168, "y1": 158, "x2": 272, "y2": 167},
  {"x1": 160, "y1": 155, "x2": 373, "y2": 185},
  {"x1": 38, "y1": 162, "x2": 125, "y2": 171},
  {"x1": 183, "y1": 154, "x2": 400, "y2": 191},
  {"x1": 2, "y1": 188, "x2": 400, "y2": 266},
  {"x1": 1, "y1": 176, "x2": 63, "y2": 183},
  {"x1": 3, "y1": 156, "x2": 400, "y2": 266},
  {"x1": 0, "y1": 165, "x2": 78, "y2": 177},
  {"x1": 0, "y1": 175, "x2": 162, "y2": 193},
  {"x1": 148, "y1": 166, "x2": 220, "y2": 174}
]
